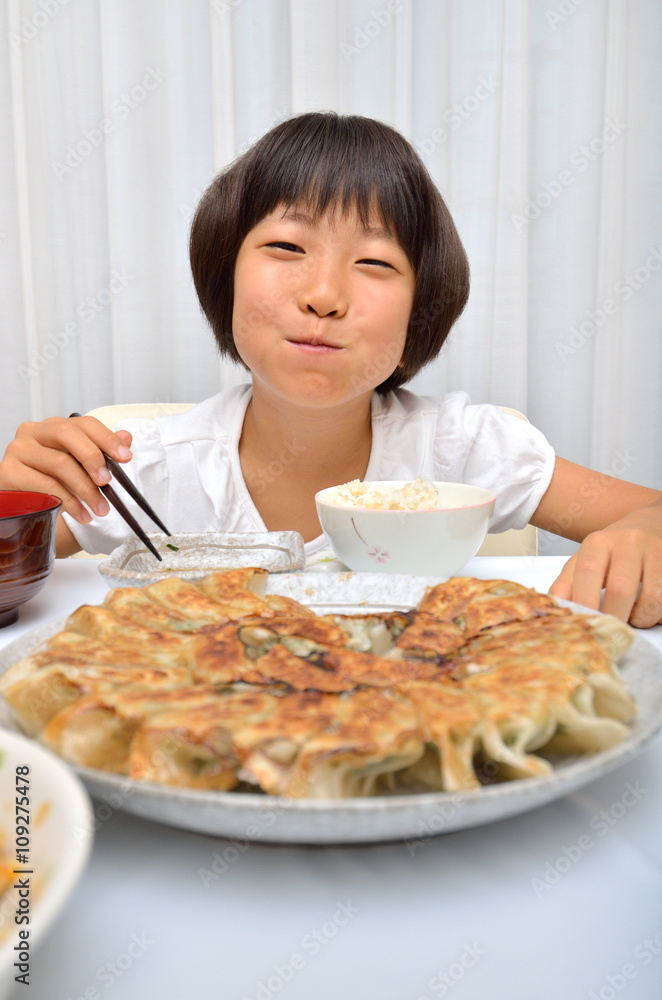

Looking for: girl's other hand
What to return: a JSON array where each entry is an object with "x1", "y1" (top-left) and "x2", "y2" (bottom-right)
[
  {"x1": 548, "y1": 505, "x2": 662, "y2": 628},
  {"x1": 0, "y1": 414, "x2": 133, "y2": 524}
]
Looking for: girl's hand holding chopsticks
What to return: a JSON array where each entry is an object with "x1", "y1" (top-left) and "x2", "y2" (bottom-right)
[{"x1": 0, "y1": 413, "x2": 133, "y2": 525}]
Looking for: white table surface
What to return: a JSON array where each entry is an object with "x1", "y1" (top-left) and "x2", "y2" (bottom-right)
[{"x1": 2, "y1": 557, "x2": 662, "y2": 1000}]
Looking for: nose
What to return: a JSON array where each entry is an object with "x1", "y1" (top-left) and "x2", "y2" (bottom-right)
[{"x1": 297, "y1": 260, "x2": 348, "y2": 318}]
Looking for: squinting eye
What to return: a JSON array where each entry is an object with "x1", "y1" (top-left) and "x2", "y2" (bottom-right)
[
  {"x1": 267, "y1": 242, "x2": 303, "y2": 253},
  {"x1": 357, "y1": 258, "x2": 395, "y2": 269}
]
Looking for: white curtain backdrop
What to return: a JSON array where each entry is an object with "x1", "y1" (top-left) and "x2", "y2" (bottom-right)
[{"x1": 1, "y1": 0, "x2": 661, "y2": 554}]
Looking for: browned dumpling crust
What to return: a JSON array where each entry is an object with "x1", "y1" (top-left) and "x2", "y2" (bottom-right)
[
  {"x1": 0, "y1": 570, "x2": 637, "y2": 798},
  {"x1": 417, "y1": 577, "x2": 570, "y2": 635}
]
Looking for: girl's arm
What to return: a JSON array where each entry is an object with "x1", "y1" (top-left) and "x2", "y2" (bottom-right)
[{"x1": 530, "y1": 457, "x2": 662, "y2": 627}]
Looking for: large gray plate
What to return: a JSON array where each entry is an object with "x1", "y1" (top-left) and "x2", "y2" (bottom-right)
[{"x1": 1, "y1": 573, "x2": 661, "y2": 844}]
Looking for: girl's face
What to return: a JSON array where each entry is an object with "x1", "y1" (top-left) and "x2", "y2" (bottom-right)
[{"x1": 232, "y1": 203, "x2": 415, "y2": 410}]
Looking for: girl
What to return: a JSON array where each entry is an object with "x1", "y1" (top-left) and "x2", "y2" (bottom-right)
[{"x1": 1, "y1": 112, "x2": 661, "y2": 626}]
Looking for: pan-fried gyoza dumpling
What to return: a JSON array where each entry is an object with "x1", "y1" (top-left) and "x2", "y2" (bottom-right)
[
  {"x1": 144, "y1": 577, "x2": 257, "y2": 626},
  {"x1": 452, "y1": 615, "x2": 637, "y2": 723},
  {"x1": 41, "y1": 684, "x2": 222, "y2": 773},
  {"x1": 195, "y1": 568, "x2": 273, "y2": 617},
  {"x1": 418, "y1": 577, "x2": 569, "y2": 636},
  {"x1": 260, "y1": 593, "x2": 317, "y2": 617},
  {"x1": 0, "y1": 659, "x2": 193, "y2": 736},
  {"x1": 129, "y1": 688, "x2": 281, "y2": 789},
  {"x1": 19, "y1": 628, "x2": 191, "y2": 669},
  {"x1": 390, "y1": 613, "x2": 466, "y2": 662},
  {"x1": 286, "y1": 689, "x2": 425, "y2": 798},
  {"x1": 64, "y1": 605, "x2": 196, "y2": 662},
  {"x1": 236, "y1": 688, "x2": 425, "y2": 798},
  {"x1": 239, "y1": 643, "x2": 359, "y2": 693},
  {"x1": 463, "y1": 662, "x2": 630, "y2": 779},
  {"x1": 393, "y1": 680, "x2": 483, "y2": 791},
  {"x1": 104, "y1": 585, "x2": 224, "y2": 632}
]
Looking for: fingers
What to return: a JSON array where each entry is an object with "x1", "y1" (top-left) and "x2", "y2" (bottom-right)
[
  {"x1": 1, "y1": 455, "x2": 91, "y2": 523},
  {"x1": 599, "y1": 528, "x2": 662, "y2": 627},
  {"x1": 115, "y1": 428, "x2": 133, "y2": 449},
  {"x1": 558, "y1": 534, "x2": 610, "y2": 612},
  {"x1": 548, "y1": 554, "x2": 577, "y2": 602},
  {"x1": 1, "y1": 416, "x2": 133, "y2": 524},
  {"x1": 630, "y1": 591, "x2": 662, "y2": 628},
  {"x1": 4, "y1": 435, "x2": 104, "y2": 522},
  {"x1": 33, "y1": 416, "x2": 133, "y2": 472},
  {"x1": 599, "y1": 556, "x2": 642, "y2": 624},
  {"x1": 628, "y1": 546, "x2": 662, "y2": 629},
  {"x1": 548, "y1": 529, "x2": 662, "y2": 627}
]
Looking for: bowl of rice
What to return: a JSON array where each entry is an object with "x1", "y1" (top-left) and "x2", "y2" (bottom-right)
[{"x1": 315, "y1": 479, "x2": 495, "y2": 576}]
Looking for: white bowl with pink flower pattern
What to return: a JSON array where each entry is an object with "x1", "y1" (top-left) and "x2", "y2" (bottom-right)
[{"x1": 315, "y1": 481, "x2": 495, "y2": 576}]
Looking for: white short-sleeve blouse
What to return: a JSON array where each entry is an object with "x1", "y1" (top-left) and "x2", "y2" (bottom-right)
[{"x1": 64, "y1": 384, "x2": 555, "y2": 556}]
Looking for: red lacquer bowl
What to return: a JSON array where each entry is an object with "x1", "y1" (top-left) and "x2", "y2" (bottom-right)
[{"x1": 0, "y1": 491, "x2": 62, "y2": 628}]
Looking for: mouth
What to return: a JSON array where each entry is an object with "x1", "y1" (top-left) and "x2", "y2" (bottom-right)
[{"x1": 285, "y1": 337, "x2": 344, "y2": 354}]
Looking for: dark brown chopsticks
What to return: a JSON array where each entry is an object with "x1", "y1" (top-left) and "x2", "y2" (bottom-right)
[{"x1": 69, "y1": 412, "x2": 171, "y2": 561}]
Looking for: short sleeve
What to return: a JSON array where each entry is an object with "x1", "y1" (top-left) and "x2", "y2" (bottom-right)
[{"x1": 431, "y1": 392, "x2": 555, "y2": 532}]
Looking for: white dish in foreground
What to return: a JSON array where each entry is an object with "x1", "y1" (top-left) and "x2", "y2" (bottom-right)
[
  {"x1": 0, "y1": 730, "x2": 93, "y2": 1000},
  {"x1": 0, "y1": 573, "x2": 661, "y2": 846}
]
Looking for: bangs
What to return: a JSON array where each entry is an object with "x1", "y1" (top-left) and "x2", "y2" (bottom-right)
[{"x1": 238, "y1": 114, "x2": 426, "y2": 266}]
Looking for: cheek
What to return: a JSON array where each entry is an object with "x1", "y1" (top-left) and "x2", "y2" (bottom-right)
[
  {"x1": 231, "y1": 268, "x2": 279, "y2": 357},
  {"x1": 365, "y1": 288, "x2": 411, "y2": 342},
  {"x1": 361, "y1": 322, "x2": 408, "y2": 381},
  {"x1": 231, "y1": 288, "x2": 255, "y2": 358},
  {"x1": 381, "y1": 293, "x2": 412, "y2": 372},
  {"x1": 234, "y1": 261, "x2": 292, "y2": 325}
]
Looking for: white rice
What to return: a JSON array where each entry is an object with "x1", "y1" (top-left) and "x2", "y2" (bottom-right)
[{"x1": 328, "y1": 478, "x2": 440, "y2": 511}]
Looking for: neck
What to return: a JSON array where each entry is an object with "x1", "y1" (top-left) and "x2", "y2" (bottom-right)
[
  {"x1": 246, "y1": 388, "x2": 373, "y2": 476},
  {"x1": 238, "y1": 387, "x2": 374, "y2": 540}
]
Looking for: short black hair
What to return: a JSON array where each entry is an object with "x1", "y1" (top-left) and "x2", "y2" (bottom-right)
[{"x1": 189, "y1": 111, "x2": 470, "y2": 393}]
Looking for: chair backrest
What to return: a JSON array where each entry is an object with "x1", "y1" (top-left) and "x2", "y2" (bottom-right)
[
  {"x1": 82, "y1": 402, "x2": 538, "y2": 557},
  {"x1": 85, "y1": 402, "x2": 194, "y2": 425}
]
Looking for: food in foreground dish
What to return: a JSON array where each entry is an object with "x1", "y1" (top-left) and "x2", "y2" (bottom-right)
[{"x1": 0, "y1": 571, "x2": 637, "y2": 798}]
